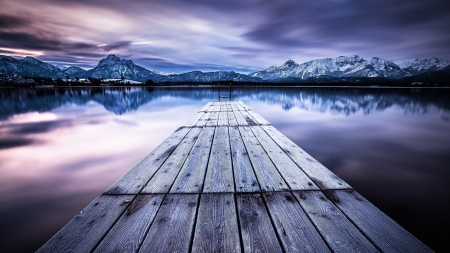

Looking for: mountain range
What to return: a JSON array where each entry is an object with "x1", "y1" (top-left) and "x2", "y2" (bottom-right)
[
  {"x1": 1, "y1": 54, "x2": 449, "y2": 83},
  {"x1": 2, "y1": 87, "x2": 449, "y2": 120}
]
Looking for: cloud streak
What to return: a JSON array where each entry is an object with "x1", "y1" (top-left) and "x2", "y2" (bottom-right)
[{"x1": 0, "y1": 0, "x2": 449, "y2": 72}]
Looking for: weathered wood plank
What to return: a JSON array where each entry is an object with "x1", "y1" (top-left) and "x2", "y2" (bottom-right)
[
  {"x1": 138, "y1": 194, "x2": 199, "y2": 253},
  {"x1": 229, "y1": 126, "x2": 260, "y2": 193},
  {"x1": 261, "y1": 125, "x2": 351, "y2": 190},
  {"x1": 324, "y1": 190, "x2": 432, "y2": 253},
  {"x1": 207, "y1": 105, "x2": 220, "y2": 112},
  {"x1": 104, "y1": 127, "x2": 191, "y2": 194},
  {"x1": 141, "y1": 127, "x2": 203, "y2": 194},
  {"x1": 250, "y1": 126, "x2": 319, "y2": 191},
  {"x1": 199, "y1": 102, "x2": 213, "y2": 112},
  {"x1": 205, "y1": 111, "x2": 219, "y2": 126},
  {"x1": 183, "y1": 111, "x2": 205, "y2": 127},
  {"x1": 93, "y1": 194, "x2": 164, "y2": 253},
  {"x1": 37, "y1": 195, "x2": 133, "y2": 253},
  {"x1": 194, "y1": 111, "x2": 211, "y2": 127},
  {"x1": 232, "y1": 108, "x2": 249, "y2": 126},
  {"x1": 263, "y1": 192, "x2": 331, "y2": 252},
  {"x1": 230, "y1": 101, "x2": 241, "y2": 112},
  {"x1": 239, "y1": 110, "x2": 259, "y2": 126},
  {"x1": 237, "y1": 100, "x2": 252, "y2": 111},
  {"x1": 192, "y1": 193, "x2": 241, "y2": 252},
  {"x1": 203, "y1": 126, "x2": 234, "y2": 193},
  {"x1": 226, "y1": 102, "x2": 233, "y2": 111},
  {"x1": 220, "y1": 102, "x2": 231, "y2": 112},
  {"x1": 217, "y1": 110, "x2": 229, "y2": 126},
  {"x1": 233, "y1": 101, "x2": 246, "y2": 111},
  {"x1": 248, "y1": 110, "x2": 271, "y2": 125},
  {"x1": 170, "y1": 127, "x2": 215, "y2": 193},
  {"x1": 236, "y1": 194, "x2": 283, "y2": 253},
  {"x1": 228, "y1": 111, "x2": 238, "y2": 127},
  {"x1": 238, "y1": 126, "x2": 289, "y2": 192},
  {"x1": 294, "y1": 191, "x2": 379, "y2": 253}
]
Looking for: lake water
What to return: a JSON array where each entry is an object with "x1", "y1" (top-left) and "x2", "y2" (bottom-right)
[{"x1": 1, "y1": 86, "x2": 449, "y2": 252}]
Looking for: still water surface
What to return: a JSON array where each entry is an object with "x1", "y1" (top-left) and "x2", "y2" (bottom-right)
[{"x1": 0, "y1": 87, "x2": 449, "y2": 252}]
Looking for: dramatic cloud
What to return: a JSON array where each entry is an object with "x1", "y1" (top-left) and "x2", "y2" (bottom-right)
[{"x1": 0, "y1": 0, "x2": 449, "y2": 72}]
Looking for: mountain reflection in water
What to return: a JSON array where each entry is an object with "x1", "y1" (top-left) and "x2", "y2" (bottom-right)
[
  {"x1": 1, "y1": 87, "x2": 449, "y2": 120},
  {"x1": 0, "y1": 86, "x2": 449, "y2": 252}
]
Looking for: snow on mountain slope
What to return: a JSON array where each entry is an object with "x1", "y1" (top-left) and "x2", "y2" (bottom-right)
[
  {"x1": 250, "y1": 55, "x2": 409, "y2": 80},
  {"x1": 63, "y1": 66, "x2": 88, "y2": 78},
  {"x1": 0, "y1": 55, "x2": 65, "y2": 78},
  {"x1": 399, "y1": 57, "x2": 450, "y2": 75},
  {"x1": 85, "y1": 54, "x2": 163, "y2": 82}
]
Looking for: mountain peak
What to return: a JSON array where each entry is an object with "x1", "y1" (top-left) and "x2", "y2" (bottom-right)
[
  {"x1": 282, "y1": 59, "x2": 299, "y2": 67},
  {"x1": 22, "y1": 56, "x2": 42, "y2": 64}
]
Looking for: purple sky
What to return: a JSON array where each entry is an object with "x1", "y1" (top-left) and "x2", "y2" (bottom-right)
[{"x1": 1, "y1": 0, "x2": 449, "y2": 73}]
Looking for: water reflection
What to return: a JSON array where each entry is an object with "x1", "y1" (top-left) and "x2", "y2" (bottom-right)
[
  {"x1": 0, "y1": 87, "x2": 449, "y2": 252},
  {"x1": 1, "y1": 87, "x2": 449, "y2": 120}
]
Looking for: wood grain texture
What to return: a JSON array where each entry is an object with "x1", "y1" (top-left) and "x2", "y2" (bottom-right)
[
  {"x1": 239, "y1": 110, "x2": 259, "y2": 126},
  {"x1": 220, "y1": 102, "x2": 231, "y2": 111},
  {"x1": 37, "y1": 195, "x2": 133, "y2": 253},
  {"x1": 231, "y1": 108, "x2": 249, "y2": 126},
  {"x1": 217, "y1": 110, "x2": 229, "y2": 126},
  {"x1": 236, "y1": 194, "x2": 283, "y2": 253},
  {"x1": 199, "y1": 102, "x2": 213, "y2": 112},
  {"x1": 261, "y1": 125, "x2": 351, "y2": 190},
  {"x1": 250, "y1": 126, "x2": 319, "y2": 191},
  {"x1": 93, "y1": 194, "x2": 164, "y2": 253},
  {"x1": 229, "y1": 126, "x2": 260, "y2": 193},
  {"x1": 138, "y1": 194, "x2": 199, "y2": 253},
  {"x1": 203, "y1": 126, "x2": 235, "y2": 193},
  {"x1": 263, "y1": 192, "x2": 331, "y2": 253},
  {"x1": 230, "y1": 101, "x2": 241, "y2": 112},
  {"x1": 247, "y1": 110, "x2": 271, "y2": 125},
  {"x1": 324, "y1": 190, "x2": 433, "y2": 253},
  {"x1": 205, "y1": 111, "x2": 219, "y2": 126},
  {"x1": 170, "y1": 127, "x2": 215, "y2": 193},
  {"x1": 233, "y1": 101, "x2": 246, "y2": 111},
  {"x1": 294, "y1": 190, "x2": 379, "y2": 253},
  {"x1": 192, "y1": 193, "x2": 241, "y2": 253},
  {"x1": 104, "y1": 127, "x2": 191, "y2": 194},
  {"x1": 195, "y1": 111, "x2": 211, "y2": 127},
  {"x1": 239, "y1": 126, "x2": 289, "y2": 192},
  {"x1": 227, "y1": 111, "x2": 238, "y2": 127},
  {"x1": 237, "y1": 100, "x2": 252, "y2": 111},
  {"x1": 141, "y1": 127, "x2": 202, "y2": 193},
  {"x1": 183, "y1": 111, "x2": 205, "y2": 127},
  {"x1": 207, "y1": 105, "x2": 220, "y2": 112}
]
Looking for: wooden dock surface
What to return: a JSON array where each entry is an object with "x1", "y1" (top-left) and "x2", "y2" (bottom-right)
[{"x1": 38, "y1": 101, "x2": 432, "y2": 253}]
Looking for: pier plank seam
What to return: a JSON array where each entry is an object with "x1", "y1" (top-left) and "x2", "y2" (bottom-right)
[{"x1": 38, "y1": 100, "x2": 432, "y2": 253}]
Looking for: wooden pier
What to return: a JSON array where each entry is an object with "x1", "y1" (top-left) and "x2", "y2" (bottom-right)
[{"x1": 38, "y1": 101, "x2": 431, "y2": 253}]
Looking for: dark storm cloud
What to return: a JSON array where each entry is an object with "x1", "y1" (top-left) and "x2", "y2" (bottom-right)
[
  {"x1": 0, "y1": 14, "x2": 31, "y2": 29},
  {"x1": 1, "y1": 0, "x2": 449, "y2": 70},
  {"x1": 9, "y1": 120, "x2": 74, "y2": 135},
  {"x1": 242, "y1": 0, "x2": 450, "y2": 59},
  {"x1": 0, "y1": 138, "x2": 34, "y2": 150},
  {"x1": 135, "y1": 57, "x2": 255, "y2": 73},
  {"x1": 101, "y1": 41, "x2": 131, "y2": 51},
  {"x1": 0, "y1": 29, "x2": 130, "y2": 52}
]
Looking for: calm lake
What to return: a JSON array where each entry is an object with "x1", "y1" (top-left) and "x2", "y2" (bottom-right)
[{"x1": 1, "y1": 86, "x2": 449, "y2": 252}]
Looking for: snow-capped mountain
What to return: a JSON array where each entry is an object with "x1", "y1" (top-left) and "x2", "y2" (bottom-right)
[
  {"x1": 399, "y1": 57, "x2": 450, "y2": 75},
  {"x1": 85, "y1": 54, "x2": 162, "y2": 82},
  {"x1": 1, "y1": 54, "x2": 449, "y2": 83},
  {"x1": 0, "y1": 55, "x2": 65, "y2": 79},
  {"x1": 163, "y1": 70, "x2": 261, "y2": 82},
  {"x1": 62, "y1": 66, "x2": 88, "y2": 78},
  {"x1": 250, "y1": 55, "x2": 409, "y2": 80},
  {"x1": 54, "y1": 64, "x2": 68, "y2": 71}
]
